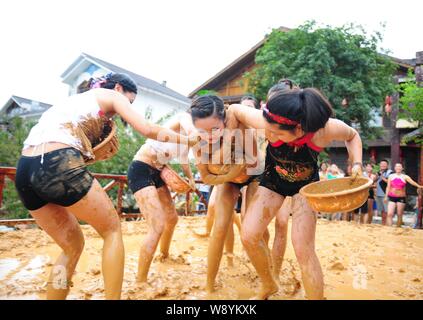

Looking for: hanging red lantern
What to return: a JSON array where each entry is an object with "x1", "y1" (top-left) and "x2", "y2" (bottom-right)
[
  {"x1": 370, "y1": 148, "x2": 377, "y2": 162},
  {"x1": 384, "y1": 96, "x2": 392, "y2": 115}
]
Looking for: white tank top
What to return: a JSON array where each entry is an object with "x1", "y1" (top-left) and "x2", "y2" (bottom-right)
[
  {"x1": 135, "y1": 114, "x2": 189, "y2": 164},
  {"x1": 23, "y1": 90, "x2": 104, "y2": 160}
]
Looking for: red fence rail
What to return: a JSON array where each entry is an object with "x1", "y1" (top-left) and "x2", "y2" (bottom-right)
[{"x1": 0, "y1": 166, "x2": 208, "y2": 227}]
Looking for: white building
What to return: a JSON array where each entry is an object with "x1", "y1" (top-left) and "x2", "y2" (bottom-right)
[
  {"x1": 61, "y1": 53, "x2": 191, "y2": 122},
  {"x1": 0, "y1": 96, "x2": 52, "y2": 130}
]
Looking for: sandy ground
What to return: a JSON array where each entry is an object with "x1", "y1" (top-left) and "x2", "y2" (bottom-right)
[{"x1": 1, "y1": 216, "x2": 423, "y2": 300}]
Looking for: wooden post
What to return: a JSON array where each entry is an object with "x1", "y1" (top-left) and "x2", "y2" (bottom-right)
[
  {"x1": 416, "y1": 51, "x2": 423, "y2": 228},
  {"x1": 390, "y1": 76, "x2": 401, "y2": 166},
  {"x1": 116, "y1": 182, "x2": 124, "y2": 216},
  {"x1": 0, "y1": 174, "x2": 5, "y2": 209},
  {"x1": 418, "y1": 147, "x2": 423, "y2": 229}
]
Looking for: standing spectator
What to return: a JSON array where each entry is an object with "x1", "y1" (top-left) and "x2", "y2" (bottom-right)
[
  {"x1": 384, "y1": 163, "x2": 423, "y2": 227},
  {"x1": 240, "y1": 95, "x2": 260, "y2": 109},
  {"x1": 353, "y1": 163, "x2": 377, "y2": 223},
  {"x1": 195, "y1": 172, "x2": 210, "y2": 212},
  {"x1": 376, "y1": 159, "x2": 392, "y2": 225},
  {"x1": 325, "y1": 164, "x2": 344, "y2": 221},
  {"x1": 343, "y1": 164, "x2": 355, "y2": 222},
  {"x1": 319, "y1": 162, "x2": 329, "y2": 181},
  {"x1": 413, "y1": 188, "x2": 422, "y2": 229},
  {"x1": 327, "y1": 164, "x2": 343, "y2": 180},
  {"x1": 362, "y1": 163, "x2": 378, "y2": 224}
]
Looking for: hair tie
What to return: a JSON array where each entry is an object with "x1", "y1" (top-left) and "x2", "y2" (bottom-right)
[
  {"x1": 104, "y1": 72, "x2": 113, "y2": 80},
  {"x1": 90, "y1": 73, "x2": 112, "y2": 89},
  {"x1": 263, "y1": 106, "x2": 299, "y2": 125}
]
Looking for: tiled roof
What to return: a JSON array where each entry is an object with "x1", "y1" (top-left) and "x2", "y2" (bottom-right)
[{"x1": 75, "y1": 53, "x2": 190, "y2": 104}]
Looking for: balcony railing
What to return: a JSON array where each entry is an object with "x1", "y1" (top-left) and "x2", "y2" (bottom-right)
[{"x1": 0, "y1": 166, "x2": 208, "y2": 227}]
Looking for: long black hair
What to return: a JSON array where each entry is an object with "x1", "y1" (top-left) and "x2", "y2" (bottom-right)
[
  {"x1": 264, "y1": 88, "x2": 333, "y2": 133},
  {"x1": 189, "y1": 94, "x2": 225, "y2": 122},
  {"x1": 267, "y1": 78, "x2": 296, "y2": 98},
  {"x1": 79, "y1": 72, "x2": 137, "y2": 94},
  {"x1": 240, "y1": 95, "x2": 259, "y2": 109}
]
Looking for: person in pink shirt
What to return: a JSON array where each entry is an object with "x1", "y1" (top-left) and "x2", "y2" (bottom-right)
[{"x1": 384, "y1": 163, "x2": 423, "y2": 227}]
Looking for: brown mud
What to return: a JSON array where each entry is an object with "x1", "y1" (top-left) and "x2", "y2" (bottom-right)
[{"x1": 1, "y1": 217, "x2": 423, "y2": 300}]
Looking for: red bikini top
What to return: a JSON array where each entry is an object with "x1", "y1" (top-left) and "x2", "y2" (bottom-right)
[{"x1": 269, "y1": 132, "x2": 323, "y2": 152}]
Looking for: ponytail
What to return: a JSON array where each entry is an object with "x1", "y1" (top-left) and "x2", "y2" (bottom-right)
[
  {"x1": 78, "y1": 72, "x2": 137, "y2": 94},
  {"x1": 264, "y1": 88, "x2": 333, "y2": 133}
]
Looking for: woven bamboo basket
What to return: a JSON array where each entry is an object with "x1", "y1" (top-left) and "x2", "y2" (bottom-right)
[
  {"x1": 208, "y1": 164, "x2": 249, "y2": 184},
  {"x1": 299, "y1": 177, "x2": 373, "y2": 213},
  {"x1": 207, "y1": 143, "x2": 250, "y2": 184},
  {"x1": 160, "y1": 165, "x2": 193, "y2": 194},
  {"x1": 86, "y1": 120, "x2": 119, "y2": 164}
]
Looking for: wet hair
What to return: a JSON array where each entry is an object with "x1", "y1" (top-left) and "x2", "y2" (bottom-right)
[
  {"x1": 240, "y1": 95, "x2": 259, "y2": 109},
  {"x1": 79, "y1": 72, "x2": 137, "y2": 94},
  {"x1": 189, "y1": 94, "x2": 225, "y2": 122},
  {"x1": 264, "y1": 88, "x2": 333, "y2": 133},
  {"x1": 320, "y1": 162, "x2": 329, "y2": 170},
  {"x1": 267, "y1": 79, "x2": 297, "y2": 99}
]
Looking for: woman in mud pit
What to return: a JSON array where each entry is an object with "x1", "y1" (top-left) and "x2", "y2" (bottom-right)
[
  {"x1": 127, "y1": 112, "x2": 197, "y2": 282},
  {"x1": 196, "y1": 95, "x2": 259, "y2": 258},
  {"x1": 198, "y1": 80, "x2": 299, "y2": 286},
  {"x1": 188, "y1": 94, "x2": 265, "y2": 293},
  {"x1": 228, "y1": 88, "x2": 363, "y2": 299},
  {"x1": 384, "y1": 163, "x2": 423, "y2": 227},
  {"x1": 14, "y1": 73, "x2": 196, "y2": 300}
]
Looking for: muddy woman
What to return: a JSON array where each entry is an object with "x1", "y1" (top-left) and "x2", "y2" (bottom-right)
[
  {"x1": 188, "y1": 95, "x2": 264, "y2": 294},
  {"x1": 228, "y1": 88, "x2": 363, "y2": 299},
  {"x1": 14, "y1": 73, "x2": 196, "y2": 300},
  {"x1": 127, "y1": 112, "x2": 197, "y2": 283}
]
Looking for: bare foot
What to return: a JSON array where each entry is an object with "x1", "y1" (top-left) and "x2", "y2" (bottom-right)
[
  {"x1": 136, "y1": 274, "x2": 148, "y2": 283},
  {"x1": 191, "y1": 228, "x2": 210, "y2": 238},
  {"x1": 226, "y1": 254, "x2": 234, "y2": 268},
  {"x1": 155, "y1": 252, "x2": 169, "y2": 262},
  {"x1": 206, "y1": 282, "x2": 215, "y2": 294},
  {"x1": 250, "y1": 282, "x2": 279, "y2": 300},
  {"x1": 135, "y1": 281, "x2": 149, "y2": 289}
]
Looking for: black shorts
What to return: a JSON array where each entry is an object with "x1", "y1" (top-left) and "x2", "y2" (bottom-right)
[
  {"x1": 388, "y1": 196, "x2": 406, "y2": 204},
  {"x1": 354, "y1": 200, "x2": 369, "y2": 214},
  {"x1": 229, "y1": 175, "x2": 261, "y2": 190},
  {"x1": 259, "y1": 168, "x2": 319, "y2": 197},
  {"x1": 368, "y1": 188, "x2": 375, "y2": 200},
  {"x1": 15, "y1": 147, "x2": 94, "y2": 211},
  {"x1": 127, "y1": 160, "x2": 165, "y2": 193}
]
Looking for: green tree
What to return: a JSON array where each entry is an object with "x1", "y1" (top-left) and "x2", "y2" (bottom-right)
[
  {"x1": 245, "y1": 21, "x2": 397, "y2": 140},
  {"x1": 0, "y1": 117, "x2": 36, "y2": 218},
  {"x1": 398, "y1": 71, "x2": 423, "y2": 122},
  {"x1": 398, "y1": 70, "x2": 423, "y2": 145},
  {"x1": 0, "y1": 117, "x2": 36, "y2": 167}
]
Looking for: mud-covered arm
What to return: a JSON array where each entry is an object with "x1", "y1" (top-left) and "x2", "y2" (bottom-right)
[
  {"x1": 319, "y1": 119, "x2": 363, "y2": 177},
  {"x1": 196, "y1": 163, "x2": 245, "y2": 185},
  {"x1": 97, "y1": 89, "x2": 196, "y2": 146},
  {"x1": 227, "y1": 104, "x2": 268, "y2": 130},
  {"x1": 180, "y1": 148, "x2": 195, "y2": 188}
]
